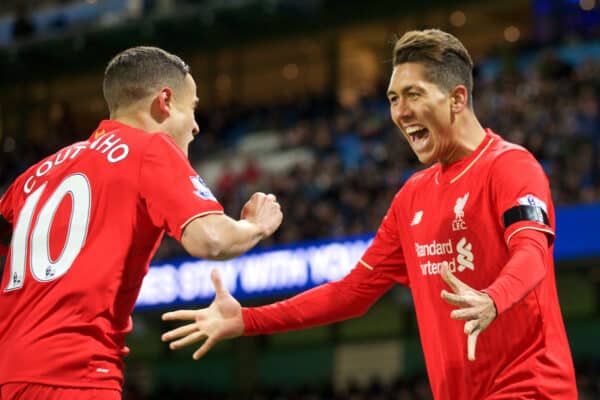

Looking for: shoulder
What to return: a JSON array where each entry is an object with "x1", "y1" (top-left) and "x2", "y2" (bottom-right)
[
  {"x1": 485, "y1": 134, "x2": 550, "y2": 198},
  {"x1": 145, "y1": 132, "x2": 187, "y2": 159},
  {"x1": 484, "y1": 133, "x2": 543, "y2": 177},
  {"x1": 487, "y1": 133, "x2": 538, "y2": 165}
]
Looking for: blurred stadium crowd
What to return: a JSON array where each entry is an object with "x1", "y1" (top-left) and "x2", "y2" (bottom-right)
[
  {"x1": 1, "y1": 41, "x2": 600, "y2": 260},
  {"x1": 162, "y1": 48, "x2": 600, "y2": 260},
  {"x1": 1, "y1": 1, "x2": 600, "y2": 399}
]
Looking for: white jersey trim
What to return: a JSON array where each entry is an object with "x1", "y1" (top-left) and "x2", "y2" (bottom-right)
[
  {"x1": 358, "y1": 259, "x2": 374, "y2": 270},
  {"x1": 450, "y1": 138, "x2": 495, "y2": 184},
  {"x1": 180, "y1": 210, "x2": 225, "y2": 231}
]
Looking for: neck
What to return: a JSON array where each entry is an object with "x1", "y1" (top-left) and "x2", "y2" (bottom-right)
[
  {"x1": 110, "y1": 109, "x2": 160, "y2": 133},
  {"x1": 440, "y1": 114, "x2": 487, "y2": 166}
]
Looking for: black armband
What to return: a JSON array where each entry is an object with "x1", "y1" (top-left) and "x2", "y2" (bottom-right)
[{"x1": 502, "y1": 205, "x2": 549, "y2": 229}]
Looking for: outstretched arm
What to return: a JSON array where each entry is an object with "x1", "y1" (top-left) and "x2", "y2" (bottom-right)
[
  {"x1": 242, "y1": 261, "x2": 394, "y2": 335},
  {"x1": 162, "y1": 263, "x2": 395, "y2": 360}
]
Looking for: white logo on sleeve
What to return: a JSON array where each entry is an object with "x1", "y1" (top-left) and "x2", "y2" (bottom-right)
[
  {"x1": 190, "y1": 176, "x2": 217, "y2": 201},
  {"x1": 518, "y1": 194, "x2": 547, "y2": 212},
  {"x1": 410, "y1": 210, "x2": 423, "y2": 226},
  {"x1": 456, "y1": 237, "x2": 474, "y2": 271},
  {"x1": 452, "y1": 192, "x2": 469, "y2": 231}
]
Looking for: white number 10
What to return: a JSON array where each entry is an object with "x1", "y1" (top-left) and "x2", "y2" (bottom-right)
[{"x1": 5, "y1": 174, "x2": 91, "y2": 291}]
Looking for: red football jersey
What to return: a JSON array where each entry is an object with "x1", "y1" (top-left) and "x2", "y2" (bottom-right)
[
  {"x1": 361, "y1": 130, "x2": 576, "y2": 399},
  {"x1": 0, "y1": 120, "x2": 223, "y2": 391}
]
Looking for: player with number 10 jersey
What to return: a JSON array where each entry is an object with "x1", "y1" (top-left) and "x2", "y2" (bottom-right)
[{"x1": 0, "y1": 120, "x2": 223, "y2": 391}]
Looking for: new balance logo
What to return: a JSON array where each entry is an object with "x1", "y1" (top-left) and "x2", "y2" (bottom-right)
[{"x1": 410, "y1": 210, "x2": 423, "y2": 226}]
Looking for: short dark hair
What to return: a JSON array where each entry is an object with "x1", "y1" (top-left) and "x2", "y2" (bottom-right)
[
  {"x1": 393, "y1": 29, "x2": 474, "y2": 107},
  {"x1": 103, "y1": 46, "x2": 190, "y2": 113}
]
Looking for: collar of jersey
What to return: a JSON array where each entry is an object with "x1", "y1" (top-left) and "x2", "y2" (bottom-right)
[
  {"x1": 91, "y1": 120, "x2": 142, "y2": 140},
  {"x1": 435, "y1": 129, "x2": 495, "y2": 185}
]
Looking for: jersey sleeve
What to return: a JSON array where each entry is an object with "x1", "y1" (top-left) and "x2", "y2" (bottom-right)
[
  {"x1": 491, "y1": 150, "x2": 554, "y2": 245},
  {"x1": 242, "y1": 261, "x2": 395, "y2": 335},
  {"x1": 483, "y1": 229, "x2": 548, "y2": 315},
  {"x1": 242, "y1": 197, "x2": 408, "y2": 335},
  {"x1": 359, "y1": 194, "x2": 409, "y2": 287},
  {"x1": 139, "y1": 134, "x2": 224, "y2": 241}
]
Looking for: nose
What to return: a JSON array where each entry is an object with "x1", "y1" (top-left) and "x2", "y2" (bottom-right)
[
  {"x1": 192, "y1": 121, "x2": 200, "y2": 136},
  {"x1": 392, "y1": 99, "x2": 413, "y2": 124}
]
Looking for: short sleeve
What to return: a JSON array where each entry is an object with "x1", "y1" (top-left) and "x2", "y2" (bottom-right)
[
  {"x1": 359, "y1": 194, "x2": 409, "y2": 286},
  {"x1": 491, "y1": 150, "x2": 554, "y2": 245},
  {"x1": 139, "y1": 134, "x2": 224, "y2": 241}
]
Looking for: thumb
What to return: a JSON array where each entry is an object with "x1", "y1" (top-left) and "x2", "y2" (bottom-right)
[{"x1": 211, "y1": 269, "x2": 227, "y2": 296}]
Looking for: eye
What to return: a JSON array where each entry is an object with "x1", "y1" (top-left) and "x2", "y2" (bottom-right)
[
  {"x1": 408, "y1": 91, "x2": 420, "y2": 99},
  {"x1": 388, "y1": 95, "x2": 398, "y2": 104}
]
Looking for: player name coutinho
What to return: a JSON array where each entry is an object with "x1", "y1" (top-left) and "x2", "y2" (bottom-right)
[
  {"x1": 414, "y1": 239, "x2": 453, "y2": 257},
  {"x1": 23, "y1": 132, "x2": 130, "y2": 194}
]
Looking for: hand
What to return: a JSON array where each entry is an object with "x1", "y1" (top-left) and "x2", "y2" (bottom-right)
[
  {"x1": 161, "y1": 269, "x2": 245, "y2": 360},
  {"x1": 440, "y1": 264, "x2": 497, "y2": 361},
  {"x1": 241, "y1": 192, "x2": 283, "y2": 238}
]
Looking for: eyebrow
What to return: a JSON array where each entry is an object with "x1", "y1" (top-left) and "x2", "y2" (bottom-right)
[{"x1": 387, "y1": 85, "x2": 422, "y2": 97}]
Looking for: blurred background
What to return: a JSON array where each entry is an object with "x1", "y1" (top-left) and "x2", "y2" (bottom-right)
[{"x1": 1, "y1": 0, "x2": 600, "y2": 398}]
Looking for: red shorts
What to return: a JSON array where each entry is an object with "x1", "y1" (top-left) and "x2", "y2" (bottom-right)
[{"x1": 0, "y1": 382, "x2": 121, "y2": 400}]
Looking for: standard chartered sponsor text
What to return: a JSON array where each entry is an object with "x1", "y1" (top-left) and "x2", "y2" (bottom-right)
[
  {"x1": 415, "y1": 239, "x2": 453, "y2": 257},
  {"x1": 415, "y1": 238, "x2": 474, "y2": 275}
]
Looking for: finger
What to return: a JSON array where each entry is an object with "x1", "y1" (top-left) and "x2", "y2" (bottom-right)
[
  {"x1": 440, "y1": 264, "x2": 459, "y2": 292},
  {"x1": 451, "y1": 308, "x2": 480, "y2": 321},
  {"x1": 252, "y1": 192, "x2": 266, "y2": 203},
  {"x1": 266, "y1": 193, "x2": 276, "y2": 202},
  {"x1": 467, "y1": 329, "x2": 481, "y2": 361},
  {"x1": 161, "y1": 323, "x2": 198, "y2": 342},
  {"x1": 441, "y1": 290, "x2": 469, "y2": 307},
  {"x1": 464, "y1": 319, "x2": 479, "y2": 335},
  {"x1": 162, "y1": 310, "x2": 197, "y2": 321},
  {"x1": 169, "y1": 331, "x2": 207, "y2": 350},
  {"x1": 441, "y1": 264, "x2": 470, "y2": 293},
  {"x1": 193, "y1": 336, "x2": 218, "y2": 360},
  {"x1": 211, "y1": 268, "x2": 227, "y2": 296}
]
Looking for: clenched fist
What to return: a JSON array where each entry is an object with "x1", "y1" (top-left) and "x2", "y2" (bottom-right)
[{"x1": 241, "y1": 192, "x2": 282, "y2": 238}]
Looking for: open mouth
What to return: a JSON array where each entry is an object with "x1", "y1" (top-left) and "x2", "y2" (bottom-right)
[{"x1": 405, "y1": 126, "x2": 430, "y2": 148}]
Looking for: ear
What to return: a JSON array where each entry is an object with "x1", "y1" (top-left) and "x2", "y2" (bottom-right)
[
  {"x1": 450, "y1": 85, "x2": 468, "y2": 113},
  {"x1": 156, "y1": 87, "x2": 173, "y2": 116}
]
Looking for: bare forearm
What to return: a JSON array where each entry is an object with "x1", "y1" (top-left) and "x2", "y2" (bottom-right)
[
  {"x1": 181, "y1": 215, "x2": 264, "y2": 260},
  {"x1": 209, "y1": 219, "x2": 264, "y2": 260}
]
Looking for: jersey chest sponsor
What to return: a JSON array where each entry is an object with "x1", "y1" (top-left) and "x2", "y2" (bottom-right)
[{"x1": 414, "y1": 237, "x2": 474, "y2": 276}]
